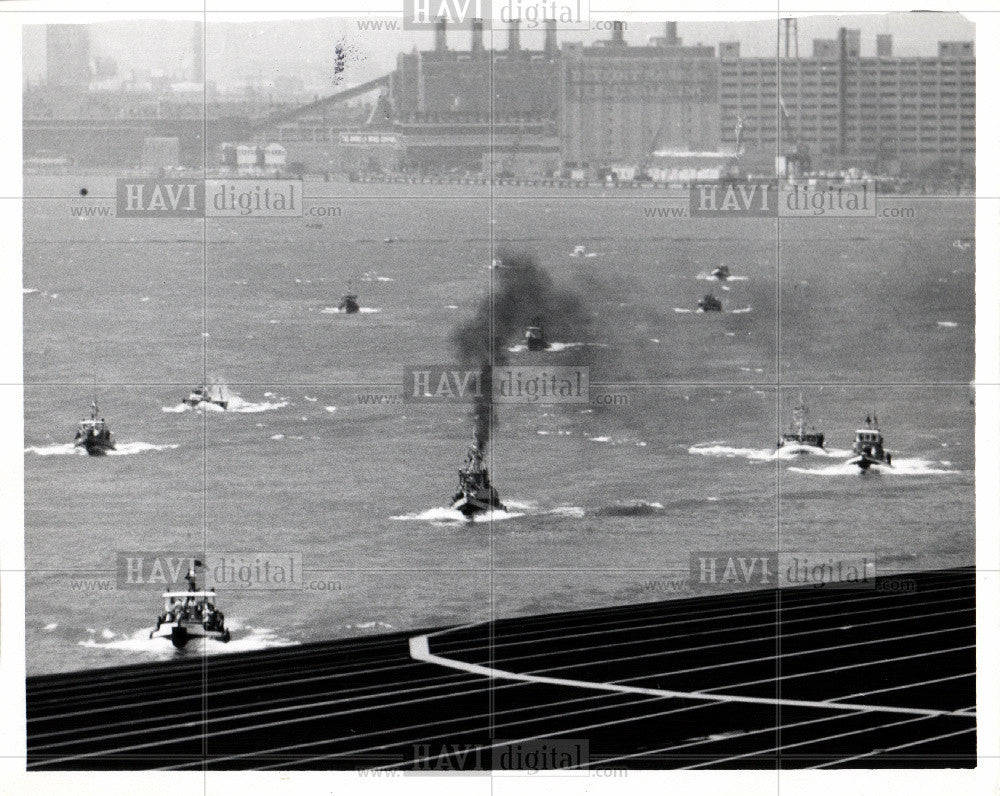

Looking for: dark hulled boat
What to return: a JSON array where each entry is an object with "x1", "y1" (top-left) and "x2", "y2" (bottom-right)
[
  {"x1": 710, "y1": 265, "x2": 731, "y2": 281},
  {"x1": 73, "y1": 401, "x2": 116, "y2": 456},
  {"x1": 698, "y1": 293, "x2": 723, "y2": 312},
  {"x1": 524, "y1": 317, "x2": 550, "y2": 351},
  {"x1": 339, "y1": 293, "x2": 360, "y2": 314},
  {"x1": 450, "y1": 434, "x2": 506, "y2": 518}
]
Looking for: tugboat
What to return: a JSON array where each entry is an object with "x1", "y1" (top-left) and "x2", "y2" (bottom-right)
[
  {"x1": 73, "y1": 401, "x2": 116, "y2": 456},
  {"x1": 776, "y1": 394, "x2": 826, "y2": 453},
  {"x1": 182, "y1": 385, "x2": 228, "y2": 410},
  {"x1": 150, "y1": 562, "x2": 231, "y2": 649},
  {"x1": 848, "y1": 414, "x2": 892, "y2": 471},
  {"x1": 338, "y1": 291, "x2": 360, "y2": 314},
  {"x1": 524, "y1": 317, "x2": 550, "y2": 351},
  {"x1": 698, "y1": 293, "x2": 723, "y2": 312},
  {"x1": 450, "y1": 433, "x2": 507, "y2": 518},
  {"x1": 710, "y1": 265, "x2": 731, "y2": 281}
]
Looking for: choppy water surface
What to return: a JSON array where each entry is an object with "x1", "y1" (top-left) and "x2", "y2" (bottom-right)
[{"x1": 24, "y1": 180, "x2": 974, "y2": 673}]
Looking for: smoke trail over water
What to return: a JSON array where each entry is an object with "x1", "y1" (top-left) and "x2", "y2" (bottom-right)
[{"x1": 450, "y1": 249, "x2": 591, "y2": 447}]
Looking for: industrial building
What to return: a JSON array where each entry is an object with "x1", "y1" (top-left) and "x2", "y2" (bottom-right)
[
  {"x1": 719, "y1": 27, "x2": 976, "y2": 174},
  {"x1": 24, "y1": 21, "x2": 975, "y2": 179}
]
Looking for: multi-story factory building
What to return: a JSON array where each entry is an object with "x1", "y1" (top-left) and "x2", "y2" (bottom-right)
[
  {"x1": 559, "y1": 23, "x2": 721, "y2": 167},
  {"x1": 719, "y1": 29, "x2": 975, "y2": 173}
]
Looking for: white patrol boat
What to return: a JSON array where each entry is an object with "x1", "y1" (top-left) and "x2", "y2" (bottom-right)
[
  {"x1": 848, "y1": 414, "x2": 893, "y2": 471},
  {"x1": 776, "y1": 394, "x2": 826, "y2": 454},
  {"x1": 183, "y1": 385, "x2": 228, "y2": 410},
  {"x1": 150, "y1": 565, "x2": 231, "y2": 648}
]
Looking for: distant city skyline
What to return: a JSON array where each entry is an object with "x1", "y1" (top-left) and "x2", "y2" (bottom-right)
[{"x1": 23, "y1": 13, "x2": 974, "y2": 93}]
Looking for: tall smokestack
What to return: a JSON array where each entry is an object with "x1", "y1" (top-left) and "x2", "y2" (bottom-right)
[
  {"x1": 191, "y1": 21, "x2": 203, "y2": 83},
  {"x1": 544, "y1": 19, "x2": 558, "y2": 58},
  {"x1": 665, "y1": 21, "x2": 678, "y2": 44},
  {"x1": 434, "y1": 17, "x2": 446, "y2": 52},
  {"x1": 611, "y1": 22, "x2": 625, "y2": 47},
  {"x1": 471, "y1": 18, "x2": 484, "y2": 57},
  {"x1": 508, "y1": 19, "x2": 520, "y2": 52}
]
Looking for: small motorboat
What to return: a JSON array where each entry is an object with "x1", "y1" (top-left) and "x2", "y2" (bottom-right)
[
  {"x1": 338, "y1": 292, "x2": 360, "y2": 314},
  {"x1": 73, "y1": 401, "x2": 116, "y2": 456},
  {"x1": 450, "y1": 433, "x2": 507, "y2": 518},
  {"x1": 524, "y1": 317, "x2": 550, "y2": 351},
  {"x1": 848, "y1": 415, "x2": 892, "y2": 471},
  {"x1": 183, "y1": 385, "x2": 228, "y2": 410},
  {"x1": 698, "y1": 293, "x2": 723, "y2": 312},
  {"x1": 150, "y1": 563, "x2": 231, "y2": 649},
  {"x1": 710, "y1": 265, "x2": 731, "y2": 281},
  {"x1": 777, "y1": 394, "x2": 826, "y2": 453}
]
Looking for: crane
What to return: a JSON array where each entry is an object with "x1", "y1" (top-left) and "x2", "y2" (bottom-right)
[{"x1": 778, "y1": 96, "x2": 810, "y2": 178}]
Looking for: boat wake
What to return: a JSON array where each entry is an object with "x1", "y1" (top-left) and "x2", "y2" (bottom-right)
[
  {"x1": 697, "y1": 273, "x2": 748, "y2": 282},
  {"x1": 593, "y1": 500, "x2": 666, "y2": 517},
  {"x1": 788, "y1": 457, "x2": 958, "y2": 476},
  {"x1": 688, "y1": 443, "x2": 776, "y2": 461},
  {"x1": 25, "y1": 441, "x2": 178, "y2": 456},
  {"x1": 321, "y1": 306, "x2": 381, "y2": 314},
  {"x1": 508, "y1": 341, "x2": 603, "y2": 353},
  {"x1": 689, "y1": 442, "x2": 851, "y2": 461},
  {"x1": 162, "y1": 394, "x2": 289, "y2": 414},
  {"x1": 78, "y1": 622, "x2": 297, "y2": 657},
  {"x1": 391, "y1": 506, "x2": 526, "y2": 524}
]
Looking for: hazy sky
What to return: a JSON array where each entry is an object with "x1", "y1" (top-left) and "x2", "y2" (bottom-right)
[{"x1": 23, "y1": 13, "x2": 975, "y2": 92}]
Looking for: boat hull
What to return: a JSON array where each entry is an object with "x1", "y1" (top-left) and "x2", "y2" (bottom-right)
[
  {"x1": 848, "y1": 454, "x2": 891, "y2": 471},
  {"x1": 150, "y1": 622, "x2": 231, "y2": 648},
  {"x1": 451, "y1": 490, "x2": 507, "y2": 518},
  {"x1": 75, "y1": 438, "x2": 115, "y2": 456},
  {"x1": 183, "y1": 398, "x2": 228, "y2": 410},
  {"x1": 777, "y1": 441, "x2": 826, "y2": 455}
]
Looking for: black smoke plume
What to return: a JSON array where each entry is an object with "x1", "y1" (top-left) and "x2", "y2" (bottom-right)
[{"x1": 450, "y1": 249, "x2": 591, "y2": 448}]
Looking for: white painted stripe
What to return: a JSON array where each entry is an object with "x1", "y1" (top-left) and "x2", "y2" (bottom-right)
[
  {"x1": 813, "y1": 725, "x2": 976, "y2": 768},
  {"x1": 409, "y1": 635, "x2": 975, "y2": 719}
]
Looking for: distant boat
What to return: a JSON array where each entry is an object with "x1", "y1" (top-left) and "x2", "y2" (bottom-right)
[
  {"x1": 698, "y1": 293, "x2": 723, "y2": 312},
  {"x1": 450, "y1": 433, "x2": 506, "y2": 518},
  {"x1": 710, "y1": 265, "x2": 731, "y2": 281},
  {"x1": 848, "y1": 414, "x2": 892, "y2": 471},
  {"x1": 149, "y1": 562, "x2": 231, "y2": 649},
  {"x1": 524, "y1": 317, "x2": 550, "y2": 351},
  {"x1": 73, "y1": 400, "x2": 115, "y2": 456},
  {"x1": 777, "y1": 394, "x2": 826, "y2": 453},
  {"x1": 338, "y1": 292, "x2": 360, "y2": 314},
  {"x1": 183, "y1": 385, "x2": 228, "y2": 410}
]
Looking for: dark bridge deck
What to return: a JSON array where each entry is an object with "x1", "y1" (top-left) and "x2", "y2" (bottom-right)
[{"x1": 27, "y1": 567, "x2": 976, "y2": 770}]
